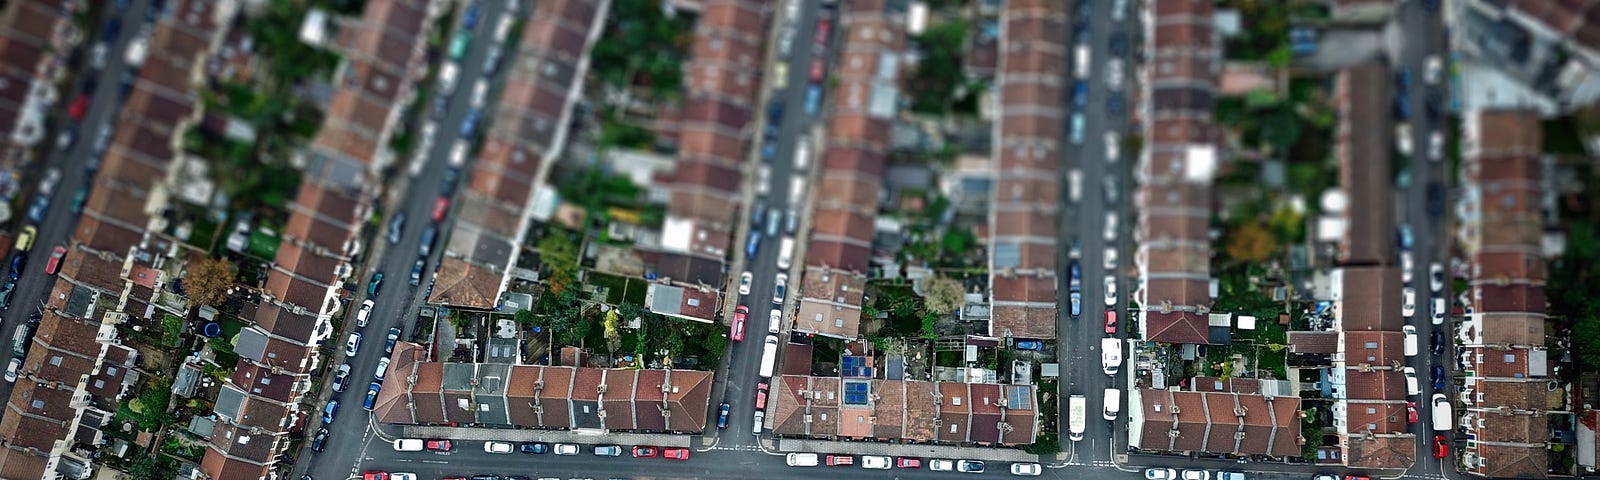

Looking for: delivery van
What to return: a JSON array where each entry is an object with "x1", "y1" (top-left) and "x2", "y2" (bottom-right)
[
  {"x1": 777, "y1": 237, "x2": 795, "y2": 270},
  {"x1": 1431, "y1": 393, "x2": 1452, "y2": 431},
  {"x1": 786, "y1": 452, "x2": 819, "y2": 467},
  {"x1": 1103, "y1": 388, "x2": 1122, "y2": 421}
]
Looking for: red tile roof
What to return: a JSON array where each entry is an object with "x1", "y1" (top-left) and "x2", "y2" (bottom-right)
[{"x1": 1134, "y1": 389, "x2": 1302, "y2": 456}]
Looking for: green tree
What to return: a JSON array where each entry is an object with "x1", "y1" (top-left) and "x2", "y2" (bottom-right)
[
  {"x1": 589, "y1": 0, "x2": 690, "y2": 99},
  {"x1": 908, "y1": 20, "x2": 970, "y2": 114},
  {"x1": 922, "y1": 276, "x2": 966, "y2": 315},
  {"x1": 513, "y1": 309, "x2": 535, "y2": 324},
  {"x1": 919, "y1": 312, "x2": 938, "y2": 340}
]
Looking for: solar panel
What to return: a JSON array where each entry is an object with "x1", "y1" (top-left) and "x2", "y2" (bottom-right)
[{"x1": 843, "y1": 381, "x2": 870, "y2": 405}]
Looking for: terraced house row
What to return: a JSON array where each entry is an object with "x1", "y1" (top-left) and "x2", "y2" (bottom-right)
[
  {"x1": 1456, "y1": 109, "x2": 1549, "y2": 479},
  {"x1": 987, "y1": 0, "x2": 1064, "y2": 341},
  {"x1": 795, "y1": 0, "x2": 899, "y2": 339},
  {"x1": 0, "y1": 0, "x2": 80, "y2": 180},
  {"x1": 633, "y1": 0, "x2": 766, "y2": 319},
  {"x1": 430, "y1": 0, "x2": 606, "y2": 310},
  {"x1": 1134, "y1": 0, "x2": 1217, "y2": 346},
  {"x1": 0, "y1": 0, "x2": 231, "y2": 477},
  {"x1": 202, "y1": 0, "x2": 441, "y2": 477}
]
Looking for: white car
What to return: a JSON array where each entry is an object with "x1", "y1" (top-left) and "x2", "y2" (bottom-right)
[
  {"x1": 1104, "y1": 212, "x2": 1118, "y2": 241},
  {"x1": 345, "y1": 333, "x2": 362, "y2": 357},
  {"x1": 738, "y1": 271, "x2": 752, "y2": 295},
  {"x1": 1146, "y1": 469, "x2": 1177, "y2": 480},
  {"x1": 449, "y1": 139, "x2": 468, "y2": 168},
  {"x1": 1105, "y1": 58, "x2": 1124, "y2": 90},
  {"x1": 1104, "y1": 132, "x2": 1120, "y2": 163},
  {"x1": 374, "y1": 357, "x2": 391, "y2": 381},
  {"x1": 1011, "y1": 463, "x2": 1042, "y2": 476},
  {"x1": 355, "y1": 299, "x2": 374, "y2": 327},
  {"x1": 554, "y1": 443, "x2": 579, "y2": 455},
  {"x1": 1182, "y1": 470, "x2": 1210, "y2": 480},
  {"x1": 1402, "y1": 287, "x2": 1416, "y2": 318},
  {"x1": 4, "y1": 358, "x2": 18, "y2": 382},
  {"x1": 470, "y1": 79, "x2": 488, "y2": 108},
  {"x1": 1424, "y1": 55, "x2": 1442, "y2": 85},
  {"x1": 1401, "y1": 251, "x2": 1414, "y2": 284},
  {"x1": 1103, "y1": 247, "x2": 1118, "y2": 271},
  {"x1": 1432, "y1": 297, "x2": 1446, "y2": 325},
  {"x1": 930, "y1": 459, "x2": 955, "y2": 471},
  {"x1": 483, "y1": 441, "x2": 514, "y2": 454},
  {"x1": 1103, "y1": 276, "x2": 1117, "y2": 306},
  {"x1": 1428, "y1": 130, "x2": 1444, "y2": 161},
  {"x1": 773, "y1": 273, "x2": 788, "y2": 305},
  {"x1": 862, "y1": 455, "x2": 891, "y2": 469}
]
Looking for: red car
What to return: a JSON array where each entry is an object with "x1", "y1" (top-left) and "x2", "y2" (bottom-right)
[
  {"x1": 809, "y1": 57, "x2": 825, "y2": 82},
  {"x1": 44, "y1": 246, "x2": 65, "y2": 275},
  {"x1": 632, "y1": 446, "x2": 657, "y2": 458},
  {"x1": 731, "y1": 305, "x2": 747, "y2": 341},
  {"x1": 432, "y1": 197, "x2": 450, "y2": 223},
  {"x1": 362, "y1": 473, "x2": 390, "y2": 480},
  {"x1": 425, "y1": 439, "x2": 452, "y2": 451},
  {"x1": 755, "y1": 381, "x2": 769, "y2": 410},
  {"x1": 1406, "y1": 401, "x2": 1418, "y2": 424},
  {"x1": 1433, "y1": 435, "x2": 1448, "y2": 458},
  {"x1": 897, "y1": 457, "x2": 922, "y2": 468},
  {"x1": 1104, "y1": 309, "x2": 1117, "y2": 334},
  {"x1": 663, "y1": 447, "x2": 690, "y2": 460},
  {"x1": 814, "y1": 19, "x2": 832, "y2": 47},
  {"x1": 68, "y1": 94, "x2": 90, "y2": 120},
  {"x1": 825, "y1": 454, "x2": 853, "y2": 466}
]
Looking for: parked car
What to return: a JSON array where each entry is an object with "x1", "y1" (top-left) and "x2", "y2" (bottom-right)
[
  {"x1": 425, "y1": 439, "x2": 452, "y2": 452},
  {"x1": 483, "y1": 441, "x2": 514, "y2": 454},
  {"x1": 385, "y1": 327, "x2": 401, "y2": 354},
  {"x1": 593, "y1": 445, "x2": 623, "y2": 457},
  {"x1": 717, "y1": 402, "x2": 730, "y2": 429},
  {"x1": 322, "y1": 400, "x2": 340, "y2": 424},
  {"x1": 1433, "y1": 435, "x2": 1449, "y2": 458},
  {"x1": 862, "y1": 456, "x2": 890, "y2": 469},
  {"x1": 731, "y1": 306, "x2": 748, "y2": 341},
  {"x1": 44, "y1": 246, "x2": 65, "y2": 275},
  {"x1": 374, "y1": 357, "x2": 391, "y2": 381},
  {"x1": 518, "y1": 442, "x2": 548, "y2": 454},
  {"x1": 311, "y1": 427, "x2": 329, "y2": 452},
  {"x1": 631, "y1": 446, "x2": 657, "y2": 458},
  {"x1": 1103, "y1": 276, "x2": 1117, "y2": 306},
  {"x1": 1431, "y1": 331, "x2": 1446, "y2": 356},
  {"x1": 369, "y1": 272, "x2": 384, "y2": 297},
  {"x1": 930, "y1": 459, "x2": 955, "y2": 471},
  {"x1": 958, "y1": 460, "x2": 986, "y2": 473},
  {"x1": 1011, "y1": 463, "x2": 1042, "y2": 476},
  {"x1": 1431, "y1": 365, "x2": 1446, "y2": 391},
  {"x1": 1104, "y1": 309, "x2": 1118, "y2": 334},
  {"x1": 663, "y1": 448, "x2": 690, "y2": 461},
  {"x1": 410, "y1": 259, "x2": 424, "y2": 286},
  {"x1": 4, "y1": 358, "x2": 18, "y2": 383},
  {"x1": 739, "y1": 271, "x2": 752, "y2": 295},
  {"x1": 1146, "y1": 468, "x2": 1177, "y2": 480},
  {"x1": 332, "y1": 364, "x2": 352, "y2": 392},
  {"x1": 1182, "y1": 471, "x2": 1210, "y2": 480},
  {"x1": 1407, "y1": 401, "x2": 1418, "y2": 424},
  {"x1": 897, "y1": 457, "x2": 922, "y2": 469},
  {"x1": 345, "y1": 333, "x2": 362, "y2": 357},
  {"x1": 773, "y1": 273, "x2": 788, "y2": 305},
  {"x1": 1401, "y1": 287, "x2": 1416, "y2": 317},
  {"x1": 1429, "y1": 262, "x2": 1445, "y2": 293},
  {"x1": 388, "y1": 214, "x2": 406, "y2": 244},
  {"x1": 363, "y1": 382, "x2": 381, "y2": 410}
]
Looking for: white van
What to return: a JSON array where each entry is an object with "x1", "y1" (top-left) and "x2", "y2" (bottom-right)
[
  {"x1": 1430, "y1": 393, "x2": 1452, "y2": 431},
  {"x1": 786, "y1": 452, "x2": 819, "y2": 467},
  {"x1": 1103, "y1": 388, "x2": 1121, "y2": 421},
  {"x1": 1402, "y1": 325, "x2": 1418, "y2": 357},
  {"x1": 789, "y1": 177, "x2": 806, "y2": 206},
  {"x1": 794, "y1": 138, "x2": 811, "y2": 170},
  {"x1": 1100, "y1": 338, "x2": 1122, "y2": 375},
  {"x1": 393, "y1": 438, "x2": 424, "y2": 452},
  {"x1": 777, "y1": 237, "x2": 795, "y2": 270}
]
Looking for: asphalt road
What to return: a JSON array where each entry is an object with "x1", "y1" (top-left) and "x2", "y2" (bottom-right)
[
  {"x1": 0, "y1": 0, "x2": 154, "y2": 411},
  {"x1": 1056, "y1": 0, "x2": 1135, "y2": 466},
  {"x1": 1394, "y1": 0, "x2": 1455, "y2": 476},
  {"x1": 717, "y1": 0, "x2": 829, "y2": 446},
  {"x1": 295, "y1": 0, "x2": 518, "y2": 478}
]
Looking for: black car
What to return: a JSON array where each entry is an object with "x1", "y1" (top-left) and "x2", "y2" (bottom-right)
[
  {"x1": 1107, "y1": 93, "x2": 1126, "y2": 116},
  {"x1": 311, "y1": 427, "x2": 329, "y2": 452},
  {"x1": 1431, "y1": 331, "x2": 1446, "y2": 356},
  {"x1": 409, "y1": 259, "x2": 424, "y2": 286},
  {"x1": 470, "y1": 476, "x2": 502, "y2": 480},
  {"x1": 1109, "y1": 33, "x2": 1128, "y2": 56},
  {"x1": 1431, "y1": 365, "x2": 1446, "y2": 391},
  {"x1": 518, "y1": 442, "x2": 549, "y2": 454},
  {"x1": 1427, "y1": 183, "x2": 1445, "y2": 217}
]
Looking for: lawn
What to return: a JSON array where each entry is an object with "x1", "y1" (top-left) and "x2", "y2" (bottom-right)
[{"x1": 587, "y1": 272, "x2": 647, "y2": 305}]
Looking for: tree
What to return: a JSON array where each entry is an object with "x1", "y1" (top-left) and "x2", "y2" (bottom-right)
[
  {"x1": 537, "y1": 233, "x2": 580, "y2": 295},
  {"x1": 922, "y1": 276, "x2": 965, "y2": 315},
  {"x1": 919, "y1": 312, "x2": 938, "y2": 340},
  {"x1": 513, "y1": 309, "x2": 535, "y2": 324},
  {"x1": 186, "y1": 257, "x2": 235, "y2": 307},
  {"x1": 907, "y1": 20, "x2": 970, "y2": 114},
  {"x1": 1224, "y1": 221, "x2": 1278, "y2": 263}
]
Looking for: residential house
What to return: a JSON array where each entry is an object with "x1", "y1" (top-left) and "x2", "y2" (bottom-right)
[
  {"x1": 0, "y1": 0, "x2": 82, "y2": 175},
  {"x1": 1128, "y1": 388, "x2": 1303, "y2": 457},
  {"x1": 1333, "y1": 62, "x2": 1395, "y2": 267},
  {"x1": 1449, "y1": 0, "x2": 1600, "y2": 114},
  {"x1": 768, "y1": 375, "x2": 1037, "y2": 445},
  {"x1": 987, "y1": 0, "x2": 1062, "y2": 341}
]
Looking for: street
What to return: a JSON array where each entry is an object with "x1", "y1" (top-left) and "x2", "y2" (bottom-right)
[
  {"x1": 1056, "y1": 0, "x2": 1136, "y2": 467},
  {"x1": 294, "y1": 0, "x2": 519, "y2": 478},
  {"x1": 0, "y1": 0, "x2": 154, "y2": 411},
  {"x1": 1394, "y1": 0, "x2": 1454, "y2": 478}
]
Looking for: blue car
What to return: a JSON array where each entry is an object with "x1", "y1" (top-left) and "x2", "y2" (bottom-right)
[
  {"x1": 804, "y1": 84, "x2": 821, "y2": 115},
  {"x1": 460, "y1": 109, "x2": 481, "y2": 137},
  {"x1": 716, "y1": 402, "x2": 730, "y2": 429},
  {"x1": 322, "y1": 400, "x2": 340, "y2": 424},
  {"x1": 746, "y1": 231, "x2": 761, "y2": 258},
  {"x1": 102, "y1": 18, "x2": 121, "y2": 42},
  {"x1": 462, "y1": 3, "x2": 481, "y2": 30},
  {"x1": 1016, "y1": 340, "x2": 1043, "y2": 351},
  {"x1": 364, "y1": 382, "x2": 382, "y2": 411},
  {"x1": 1073, "y1": 81, "x2": 1087, "y2": 110}
]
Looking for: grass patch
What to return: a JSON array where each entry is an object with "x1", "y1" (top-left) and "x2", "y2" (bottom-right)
[
  {"x1": 1543, "y1": 117, "x2": 1588, "y2": 156},
  {"x1": 587, "y1": 272, "x2": 648, "y2": 305}
]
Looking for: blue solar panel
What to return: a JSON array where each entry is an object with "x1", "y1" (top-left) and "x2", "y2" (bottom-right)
[{"x1": 843, "y1": 381, "x2": 870, "y2": 405}]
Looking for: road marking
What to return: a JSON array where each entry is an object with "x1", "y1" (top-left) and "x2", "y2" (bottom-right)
[{"x1": 709, "y1": 445, "x2": 764, "y2": 452}]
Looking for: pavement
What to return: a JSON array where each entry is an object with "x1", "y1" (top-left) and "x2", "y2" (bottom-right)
[
  {"x1": 0, "y1": 0, "x2": 154, "y2": 413},
  {"x1": 293, "y1": 0, "x2": 519, "y2": 478}
]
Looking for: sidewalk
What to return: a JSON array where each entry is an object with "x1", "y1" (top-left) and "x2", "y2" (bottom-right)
[
  {"x1": 775, "y1": 438, "x2": 1039, "y2": 463},
  {"x1": 1123, "y1": 453, "x2": 1410, "y2": 479},
  {"x1": 396, "y1": 425, "x2": 693, "y2": 448}
]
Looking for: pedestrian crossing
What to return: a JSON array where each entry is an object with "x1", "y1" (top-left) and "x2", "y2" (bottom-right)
[
  {"x1": 1063, "y1": 460, "x2": 1117, "y2": 467},
  {"x1": 710, "y1": 445, "x2": 764, "y2": 452}
]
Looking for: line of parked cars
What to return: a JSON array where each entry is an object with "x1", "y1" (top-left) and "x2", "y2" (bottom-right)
[{"x1": 784, "y1": 453, "x2": 1041, "y2": 475}]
